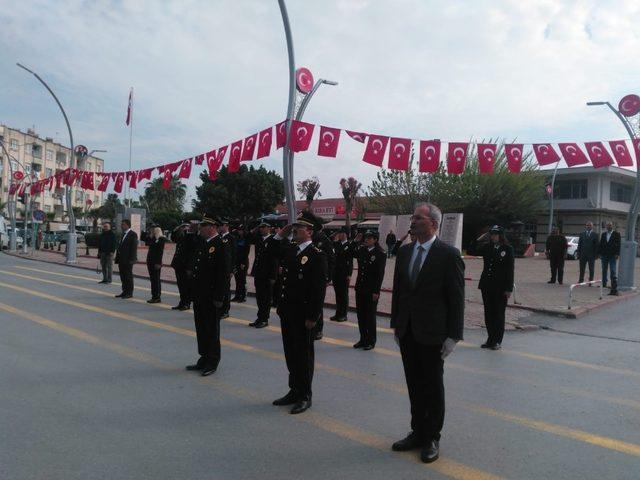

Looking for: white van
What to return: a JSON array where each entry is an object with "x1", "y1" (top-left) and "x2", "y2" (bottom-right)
[{"x1": 0, "y1": 216, "x2": 24, "y2": 249}]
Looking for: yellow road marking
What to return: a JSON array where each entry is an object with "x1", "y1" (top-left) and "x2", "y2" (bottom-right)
[
  {"x1": 0, "y1": 300, "x2": 501, "y2": 480},
  {"x1": 3, "y1": 275, "x2": 640, "y2": 460}
]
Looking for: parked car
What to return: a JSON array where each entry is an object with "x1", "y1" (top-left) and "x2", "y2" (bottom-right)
[
  {"x1": 2, "y1": 228, "x2": 24, "y2": 249},
  {"x1": 56, "y1": 230, "x2": 86, "y2": 244},
  {"x1": 566, "y1": 236, "x2": 579, "y2": 260}
]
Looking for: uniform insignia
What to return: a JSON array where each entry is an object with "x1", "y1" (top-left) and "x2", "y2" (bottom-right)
[
  {"x1": 301, "y1": 256, "x2": 308, "y2": 265},
  {"x1": 500, "y1": 251, "x2": 506, "y2": 257},
  {"x1": 222, "y1": 238, "x2": 228, "y2": 243},
  {"x1": 209, "y1": 246, "x2": 216, "y2": 253},
  {"x1": 370, "y1": 255, "x2": 376, "y2": 261}
]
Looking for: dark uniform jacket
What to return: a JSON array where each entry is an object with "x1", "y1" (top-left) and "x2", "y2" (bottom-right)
[
  {"x1": 545, "y1": 234, "x2": 568, "y2": 258},
  {"x1": 577, "y1": 230, "x2": 599, "y2": 258},
  {"x1": 171, "y1": 232, "x2": 198, "y2": 270},
  {"x1": 250, "y1": 233, "x2": 279, "y2": 280},
  {"x1": 313, "y1": 230, "x2": 335, "y2": 281},
  {"x1": 598, "y1": 230, "x2": 621, "y2": 256},
  {"x1": 98, "y1": 230, "x2": 117, "y2": 255},
  {"x1": 145, "y1": 237, "x2": 166, "y2": 265},
  {"x1": 333, "y1": 240, "x2": 354, "y2": 278},
  {"x1": 115, "y1": 229, "x2": 138, "y2": 265},
  {"x1": 191, "y1": 235, "x2": 232, "y2": 302},
  {"x1": 234, "y1": 235, "x2": 250, "y2": 269},
  {"x1": 469, "y1": 241, "x2": 515, "y2": 293},
  {"x1": 275, "y1": 240, "x2": 328, "y2": 322},
  {"x1": 349, "y1": 243, "x2": 386, "y2": 293},
  {"x1": 221, "y1": 232, "x2": 237, "y2": 270},
  {"x1": 391, "y1": 239, "x2": 465, "y2": 345}
]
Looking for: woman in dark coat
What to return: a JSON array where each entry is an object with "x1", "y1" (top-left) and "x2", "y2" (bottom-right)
[
  {"x1": 468, "y1": 225, "x2": 514, "y2": 350},
  {"x1": 146, "y1": 225, "x2": 166, "y2": 303}
]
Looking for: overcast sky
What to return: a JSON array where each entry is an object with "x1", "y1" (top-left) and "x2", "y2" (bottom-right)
[{"x1": 1, "y1": 0, "x2": 639, "y2": 203}]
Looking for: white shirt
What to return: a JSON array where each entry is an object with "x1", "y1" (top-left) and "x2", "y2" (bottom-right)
[
  {"x1": 122, "y1": 228, "x2": 131, "y2": 239},
  {"x1": 408, "y1": 235, "x2": 437, "y2": 276},
  {"x1": 297, "y1": 240, "x2": 312, "y2": 254},
  {"x1": 606, "y1": 231, "x2": 612, "y2": 242},
  {"x1": 206, "y1": 234, "x2": 218, "y2": 243}
]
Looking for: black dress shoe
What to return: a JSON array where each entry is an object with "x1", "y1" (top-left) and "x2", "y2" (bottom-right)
[
  {"x1": 201, "y1": 365, "x2": 217, "y2": 376},
  {"x1": 481, "y1": 342, "x2": 492, "y2": 349},
  {"x1": 609, "y1": 290, "x2": 619, "y2": 296},
  {"x1": 254, "y1": 321, "x2": 269, "y2": 329},
  {"x1": 334, "y1": 317, "x2": 347, "y2": 322},
  {"x1": 353, "y1": 341, "x2": 364, "y2": 349},
  {"x1": 290, "y1": 398, "x2": 312, "y2": 414},
  {"x1": 185, "y1": 359, "x2": 204, "y2": 371},
  {"x1": 121, "y1": 294, "x2": 132, "y2": 299},
  {"x1": 272, "y1": 390, "x2": 299, "y2": 406},
  {"x1": 147, "y1": 298, "x2": 161, "y2": 304},
  {"x1": 178, "y1": 305, "x2": 190, "y2": 311},
  {"x1": 421, "y1": 440, "x2": 439, "y2": 463},
  {"x1": 248, "y1": 320, "x2": 259, "y2": 327},
  {"x1": 171, "y1": 304, "x2": 183, "y2": 310},
  {"x1": 547, "y1": 280, "x2": 555, "y2": 284},
  {"x1": 220, "y1": 313, "x2": 229, "y2": 319},
  {"x1": 314, "y1": 332, "x2": 323, "y2": 340},
  {"x1": 363, "y1": 344, "x2": 375, "y2": 351},
  {"x1": 490, "y1": 343, "x2": 501, "y2": 351},
  {"x1": 329, "y1": 315, "x2": 338, "y2": 321},
  {"x1": 115, "y1": 293, "x2": 124, "y2": 298},
  {"x1": 392, "y1": 431, "x2": 423, "y2": 451}
]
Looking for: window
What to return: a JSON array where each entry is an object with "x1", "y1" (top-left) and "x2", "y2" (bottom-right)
[
  {"x1": 11, "y1": 160, "x2": 19, "y2": 172},
  {"x1": 86, "y1": 161, "x2": 92, "y2": 170},
  {"x1": 56, "y1": 152, "x2": 66, "y2": 165},
  {"x1": 25, "y1": 144, "x2": 32, "y2": 155},
  {"x1": 10, "y1": 139, "x2": 18, "y2": 150},
  {"x1": 610, "y1": 182, "x2": 633, "y2": 203},
  {"x1": 32, "y1": 145, "x2": 42, "y2": 158},
  {"x1": 96, "y1": 165, "x2": 101, "y2": 173},
  {"x1": 44, "y1": 205, "x2": 52, "y2": 212},
  {"x1": 46, "y1": 149, "x2": 54, "y2": 161},
  {"x1": 46, "y1": 168, "x2": 53, "y2": 177},
  {"x1": 554, "y1": 179, "x2": 588, "y2": 199},
  {"x1": 24, "y1": 164, "x2": 31, "y2": 174}
]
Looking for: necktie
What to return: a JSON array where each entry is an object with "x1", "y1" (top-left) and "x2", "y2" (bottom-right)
[{"x1": 410, "y1": 245, "x2": 425, "y2": 286}]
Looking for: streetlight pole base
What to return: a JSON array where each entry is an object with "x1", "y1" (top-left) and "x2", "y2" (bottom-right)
[
  {"x1": 617, "y1": 240, "x2": 638, "y2": 290},
  {"x1": 66, "y1": 233, "x2": 78, "y2": 264}
]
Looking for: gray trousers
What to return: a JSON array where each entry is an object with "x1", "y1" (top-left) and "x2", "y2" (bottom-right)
[{"x1": 100, "y1": 253, "x2": 114, "y2": 282}]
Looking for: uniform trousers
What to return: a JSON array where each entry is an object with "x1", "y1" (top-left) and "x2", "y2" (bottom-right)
[
  {"x1": 399, "y1": 328, "x2": 445, "y2": 442},
  {"x1": 174, "y1": 267, "x2": 191, "y2": 306},
  {"x1": 355, "y1": 288, "x2": 378, "y2": 346},
  {"x1": 254, "y1": 277, "x2": 273, "y2": 322},
  {"x1": 579, "y1": 255, "x2": 596, "y2": 283},
  {"x1": 99, "y1": 253, "x2": 113, "y2": 282},
  {"x1": 332, "y1": 273, "x2": 349, "y2": 318},
  {"x1": 193, "y1": 294, "x2": 221, "y2": 368},
  {"x1": 549, "y1": 255, "x2": 565, "y2": 283},
  {"x1": 118, "y1": 263, "x2": 134, "y2": 295},
  {"x1": 147, "y1": 264, "x2": 162, "y2": 299},
  {"x1": 279, "y1": 307, "x2": 315, "y2": 399},
  {"x1": 480, "y1": 289, "x2": 507, "y2": 345},
  {"x1": 233, "y1": 268, "x2": 247, "y2": 299}
]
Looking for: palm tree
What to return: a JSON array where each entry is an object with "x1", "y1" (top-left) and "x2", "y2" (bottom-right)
[
  {"x1": 141, "y1": 175, "x2": 187, "y2": 213},
  {"x1": 340, "y1": 176, "x2": 362, "y2": 229},
  {"x1": 297, "y1": 176, "x2": 321, "y2": 210}
]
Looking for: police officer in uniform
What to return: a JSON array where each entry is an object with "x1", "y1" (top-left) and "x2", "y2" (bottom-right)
[
  {"x1": 468, "y1": 225, "x2": 514, "y2": 350},
  {"x1": 248, "y1": 222, "x2": 278, "y2": 328},
  {"x1": 170, "y1": 222, "x2": 196, "y2": 310},
  {"x1": 271, "y1": 211, "x2": 327, "y2": 414},
  {"x1": 349, "y1": 230, "x2": 386, "y2": 350},
  {"x1": 231, "y1": 225, "x2": 250, "y2": 303},
  {"x1": 311, "y1": 222, "x2": 335, "y2": 340},
  {"x1": 186, "y1": 216, "x2": 231, "y2": 376},
  {"x1": 545, "y1": 227, "x2": 568, "y2": 284},
  {"x1": 219, "y1": 218, "x2": 236, "y2": 319},
  {"x1": 330, "y1": 226, "x2": 353, "y2": 322}
]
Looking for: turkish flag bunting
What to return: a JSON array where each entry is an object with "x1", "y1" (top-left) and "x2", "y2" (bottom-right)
[
  {"x1": 113, "y1": 173, "x2": 125, "y2": 193},
  {"x1": 162, "y1": 169, "x2": 173, "y2": 190},
  {"x1": 558, "y1": 143, "x2": 589, "y2": 167},
  {"x1": 532, "y1": 143, "x2": 560, "y2": 166},
  {"x1": 346, "y1": 130, "x2": 367, "y2": 143},
  {"x1": 388, "y1": 137, "x2": 411, "y2": 171},
  {"x1": 418, "y1": 140, "x2": 441, "y2": 173},
  {"x1": 477, "y1": 143, "x2": 497, "y2": 174},
  {"x1": 194, "y1": 154, "x2": 205, "y2": 166},
  {"x1": 505, "y1": 144, "x2": 523, "y2": 173},
  {"x1": 17, "y1": 183, "x2": 26, "y2": 196},
  {"x1": 288, "y1": 120, "x2": 315, "y2": 153},
  {"x1": 241, "y1": 134, "x2": 258, "y2": 161},
  {"x1": 206, "y1": 146, "x2": 228, "y2": 180},
  {"x1": 62, "y1": 168, "x2": 72, "y2": 186},
  {"x1": 228, "y1": 140, "x2": 243, "y2": 173},
  {"x1": 257, "y1": 127, "x2": 273, "y2": 159},
  {"x1": 137, "y1": 168, "x2": 154, "y2": 182},
  {"x1": 97, "y1": 173, "x2": 110, "y2": 192},
  {"x1": 633, "y1": 139, "x2": 640, "y2": 167},
  {"x1": 70, "y1": 169, "x2": 81, "y2": 186},
  {"x1": 9, "y1": 183, "x2": 17, "y2": 195},
  {"x1": 317, "y1": 126, "x2": 341, "y2": 158},
  {"x1": 178, "y1": 158, "x2": 193, "y2": 179},
  {"x1": 81, "y1": 171, "x2": 95, "y2": 190},
  {"x1": 362, "y1": 135, "x2": 389, "y2": 167},
  {"x1": 609, "y1": 140, "x2": 634, "y2": 167},
  {"x1": 55, "y1": 171, "x2": 64, "y2": 190},
  {"x1": 47, "y1": 177, "x2": 55, "y2": 191},
  {"x1": 127, "y1": 171, "x2": 138, "y2": 189},
  {"x1": 30, "y1": 183, "x2": 37, "y2": 195},
  {"x1": 276, "y1": 121, "x2": 287, "y2": 149},
  {"x1": 585, "y1": 142, "x2": 614, "y2": 168},
  {"x1": 446, "y1": 142, "x2": 468, "y2": 174},
  {"x1": 111, "y1": 172, "x2": 119, "y2": 180}
]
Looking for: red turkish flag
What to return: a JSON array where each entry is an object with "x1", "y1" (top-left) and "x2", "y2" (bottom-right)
[
  {"x1": 632, "y1": 139, "x2": 640, "y2": 166},
  {"x1": 127, "y1": 171, "x2": 138, "y2": 189},
  {"x1": 346, "y1": 130, "x2": 367, "y2": 143},
  {"x1": 97, "y1": 174, "x2": 110, "y2": 192},
  {"x1": 113, "y1": 173, "x2": 125, "y2": 193},
  {"x1": 418, "y1": 140, "x2": 441, "y2": 173},
  {"x1": 54, "y1": 171, "x2": 64, "y2": 190},
  {"x1": 162, "y1": 169, "x2": 173, "y2": 190},
  {"x1": 504, "y1": 144, "x2": 523, "y2": 173},
  {"x1": 228, "y1": 140, "x2": 243, "y2": 173},
  {"x1": 362, "y1": 135, "x2": 389, "y2": 167},
  {"x1": 61, "y1": 168, "x2": 72, "y2": 186},
  {"x1": 9, "y1": 183, "x2": 17, "y2": 195},
  {"x1": 137, "y1": 168, "x2": 154, "y2": 182},
  {"x1": 288, "y1": 120, "x2": 315, "y2": 152},
  {"x1": 446, "y1": 142, "x2": 468, "y2": 174},
  {"x1": 317, "y1": 126, "x2": 341, "y2": 158},
  {"x1": 194, "y1": 154, "x2": 205, "y2": 166},
  {"x1": 609, "y1": 140, "x2": 634, "y2": 167},
  {"x1": 585, "y1": 142, "x2": 614, "y2": 168},
  {"x1": 47, "y1": 177, "x2": 55, "y2": 191},
  {"x1": 257, "y1": 127, "x2": 273, "y2": 159},
  {"x1": 558, "y1": 143, "x2": 589, "y2": 167},
  {"x1": 275, "y1": 121, "x2": 287, "y2": 149},
  {"x1": 477, "y1": 143, "x2": 497, "y2": 174},
  {"x1": 241, "y1": 133, "x2": 258, "y2": 161},
  {"x1": 81, "y1": 171, "x2": 95, "y2": 190},
  {"x1": 178, "y1": 158, "x2": 193, "y2": 179},
  {"x1": 532, "y1": 143, "x2": 560, "y2": 166},
  {"x1": 388, "y1": 137, "x2": 411, "y2": 171},
  {"x1": 206, "y1": 146, "x2": 228, "y2": 180},
  {"x1": 17, "y1": 183, "x2": 26, "y2": 196}
]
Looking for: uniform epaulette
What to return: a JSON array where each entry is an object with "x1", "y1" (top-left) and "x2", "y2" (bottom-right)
[{"x1": 313, "y1": 246, "x2": 322, "y2": 253}]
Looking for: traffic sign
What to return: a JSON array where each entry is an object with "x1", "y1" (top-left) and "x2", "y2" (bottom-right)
[{"x1": 33, "y1": 209, "x2": 45, "y2": 222}]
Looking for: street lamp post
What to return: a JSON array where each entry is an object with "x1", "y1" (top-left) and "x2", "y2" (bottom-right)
[
  {"x1": 587, "y1": 100, "x2": 640, "y2": 290},
  {"x1": 17, "y1": 62, "x2": 78, "y2": 263},
  {"x1": 0, "y1": 140, "x2": 32, "y2": 252},
  {"x1": 547, "y1": 158, "x2": 562, "y2": 234}
]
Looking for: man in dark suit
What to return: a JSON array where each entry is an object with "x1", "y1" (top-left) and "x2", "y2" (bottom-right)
[
  {"x1": 577, "y1": 221, "x2": 599, "y2": 283},
  {"x1": 599, "y1": 221, "x2": 621, "y2": 295},
  {"x1": 170, "y1": 222, "x2": 196, "y2": 310},
  {"x1": 330, "y1": 226, "x2": 353, "y2": 323},
  {"x1": 545, "y1": 227, "x2": 568, "y2": 284},
  {"x1": 390, "y1": 202, "x2": 465, "y2": 464},
  {"x1": 219, "y1": 218, "x2": 236, "y2": 319},
  {"x1": 114, "y1": 219, "x2": 138, "y2": 299},
  {"x1": 231, "y1": 225, "x2": 250, "y2": 303},
  {"x1": 248, "y1": 222, "x2": 278, "y2": 328},
  {"x1": 311, "y1": 224, "x2": 335, "y2": 340}
]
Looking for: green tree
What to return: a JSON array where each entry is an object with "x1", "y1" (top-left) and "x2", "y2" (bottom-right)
[
  {"x1": 93, "y1": 194, "x2": 124, "y2": 221},
  {"x1": 193, "y1": 164, "x2": 284, "y2": 223},
  {"x1": 141, "y1": 175, "x2": 186, "y2": 213},
  {"x1": 149, "y1": 210, "x2": 183, "y2": 232},
  {"x1": 297, "y1": 176, "x2": 321, "y2": 209},
  {"x1": 340, "y1": 177, "x2": 362, "y2": 228}
]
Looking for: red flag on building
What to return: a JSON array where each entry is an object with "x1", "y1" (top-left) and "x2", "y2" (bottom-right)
[
  {"x1": 346, "y1": 130, "x2": 367, "y2": 143},
  {"x1": 609, "y1": 140, "x2": 634, "y2": 167},
  {"x1": 317, "y1": 126, "x2": 341, "y2": 158},
  {"x1": 257, "y1": 127, "x2": 273, "y2": 159},
  {"x1": 504, "y1": 144, "x2": 523, "y2": 173},
  {"x1": 81, "y1": 171, "x2": 95, "y2": 190},
  {"x1": 113, "y1": 172, "x2": 125, "y2": 193},
  {"x1": 276, "y1": 121, "x2": 287, "y2": 149},
  {"x1": 288, "y1": 120, "x2": 315, "y2": 152},
  {"x1": 558, "y1": 143, "x2": 589, "y2": 167},
  {"x1": 194, "y1": 154, "x2": 205, "y2": 166},
  {"x1": 585, "y1": 141, "x2": 614, "y2": 168},
  {"x1": 446, "y1": 142, "x2": 468, "y2": 174},
  {"x1": 178, "y1": 158, "x2": 193, "y2": 179},
  {"x1": 228, "y1": 140, "x2": 243, "y2": 173},
  {"x1": 532, "y1": 143, "x2": 560, "y2": 166},
  {"x1": 388, "y1": 137, "x2": 411, "y2": 171},
  {"x1": 362, "y1": 135, "x2": 389, "y2": 167},
  {"x1": 127, "y1": 171, "x2": 138, "y2": 189},
  {"x1": 162, "y1": 169, "x2": 173, "y2": 190},
  {"x1": 97, "y1": 173, "x2": 110, "y2": 192},
  {"x1": 477, "y1": 143, "x2": 497, "y2": 174},
  {"x1": 418, "y1": 140, "x2": 441, "y2": 173},
  {"x1": 55, "y1": 171, "x2": 64, "y2": 190},
  {"x1": 241, "y1": 133, "x2": 258, "y2": 161},
  {"x1": 125, "y1": 88, "x2": 133, "y2": 126}
]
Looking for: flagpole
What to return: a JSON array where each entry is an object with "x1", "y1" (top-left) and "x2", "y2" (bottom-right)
[{"x1": 127, "y1": 87, "x2": 133, "y2": 207}]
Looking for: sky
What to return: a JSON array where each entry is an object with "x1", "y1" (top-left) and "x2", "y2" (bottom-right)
[{"x1": 1, "y1": 0, "x2": 640, "y2": 205}]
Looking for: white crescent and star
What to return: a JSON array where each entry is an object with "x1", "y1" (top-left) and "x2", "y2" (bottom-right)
[
  {"x1": 372, "y1": 139, "x2": 384, "y2": 153},
  {"x1": 482, "y1": 148, "x2": 495, "y2": 159},
  {"x1": 322, "y1": 131, "x2": 335, "y2": 146},
  {"x1": 299, "y1": 72, "x2": 311, "y2": 88},
  {"x1": 246, "y1": 138, "x2": 254, "y2": 148},
  {"x1": 615, "y1": 144, "x2": 626, "y2": 155},
  {"x1": 232, "y1": 146, "x2": 240, "y2": 157},
  {"x1": 262, "y1": 133, "x2": 271, "y2": 145},
  {"x1": 590, "y1": 145, "x2": 603, "y2": 157},
  {"x1": 565, "y1": 145, "x2": 577, "y2": 156},
  {"x1": 424, "y1": 145, "x2": 436, "y2": 158},
  {"x1": 510, "y1": 147, "x2": 522, "y2": 158},
  {"x1": 538, "y1": 145, "x2": 549, "y2": 155},
  {"x1": 394, "y1": 143, "x2": 406, "y2": 157},
  {"x1": 296, "y1": 127, "x2": 308, "y2": 139},
  {"x1": 453, "y1": 147, "x2": 465, "y2": 159}
]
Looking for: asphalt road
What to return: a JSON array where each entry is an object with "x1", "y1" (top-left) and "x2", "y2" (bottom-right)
[{"x1": 1, "y1": 253, "x2": 639, "y2": 480}]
